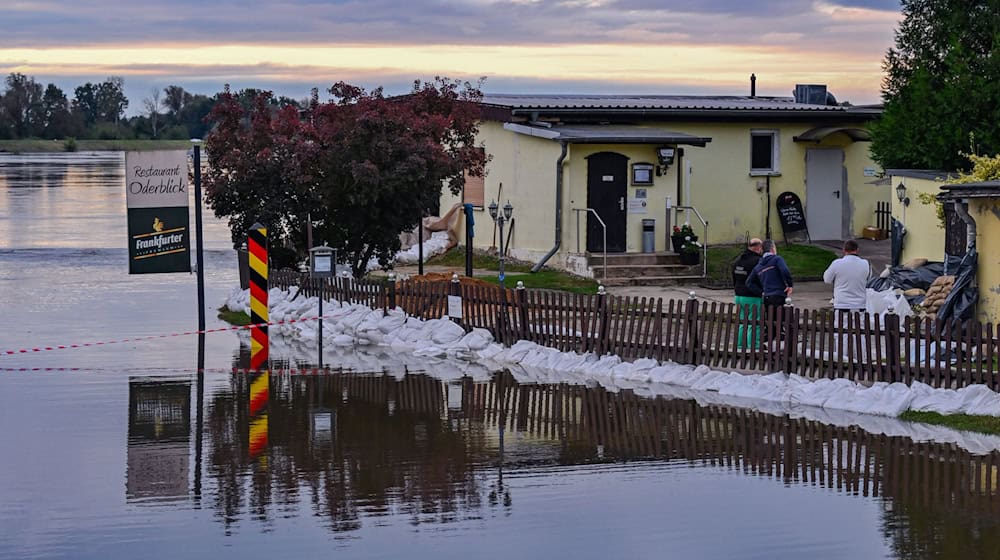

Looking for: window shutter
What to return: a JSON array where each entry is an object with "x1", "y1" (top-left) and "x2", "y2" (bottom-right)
[{"x1": 463, "y1": 171, "x2": 484, "y2": 208}]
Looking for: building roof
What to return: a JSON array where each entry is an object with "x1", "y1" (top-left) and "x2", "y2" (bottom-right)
[
  {"x1": 793, "y1": 126, "x2": 872, "y2": 143},
  {"x1": 481, "y1": 93, "x2": 881, "y2": 119},
  {"x1": 886, "y1": 169, "x2": 958, "y2": 181},
  {"x1": 938, "y1": 181, "x2": 1000, "y2": 199},
  {"x1": 502, "y1": 123, "x2": 711, "y2": 146}
]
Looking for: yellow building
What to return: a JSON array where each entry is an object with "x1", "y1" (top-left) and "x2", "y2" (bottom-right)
[
  {"x1": 443, "y1": 85, "x2": 885, "y2": 280},
  {"x1": 938, "y1": 182, "x2": 1000, "y2": 323},
  {"x1": 886, "y1": 170, "x2": 957, "y2": 265}
]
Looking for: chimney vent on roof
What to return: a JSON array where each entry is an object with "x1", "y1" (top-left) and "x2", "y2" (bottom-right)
[
  {"x1": 794, "y1": 84, "x2": 828, "y2": 105},
  {"x1": 750, "y1": 74, "x2": 756, "y2": 98}
]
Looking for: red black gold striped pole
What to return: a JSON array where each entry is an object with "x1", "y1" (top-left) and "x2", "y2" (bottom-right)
[
  {"x1": 247, "y1": 370, "x2": 269, "y2": 461},
  {"x1": 248, "y1": 223, "x2": 268, "y2": 371}
]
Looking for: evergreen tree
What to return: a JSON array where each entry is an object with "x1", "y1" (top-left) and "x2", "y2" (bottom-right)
[{"x1": 871, "y1": 0, "x2": 1000, "y2": 171}]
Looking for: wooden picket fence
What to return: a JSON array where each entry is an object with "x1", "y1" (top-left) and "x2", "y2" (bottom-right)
[{"x1": 265, "y1": 271, "x2": 1000, "y2": 390}]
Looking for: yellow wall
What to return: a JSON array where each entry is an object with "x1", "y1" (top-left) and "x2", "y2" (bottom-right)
[
  {"x1": 442, "y1": 119, "x2": 885, "y2": 274},
  {"x1": 888, "y1": 175, "x2": 947, "y2": 263},
  {"x1": 441, "y1": 121, "x2": 562, "y2": 258},
  {"x1": 972, "y1": 198, "x2": 1000, "y2": 323}
]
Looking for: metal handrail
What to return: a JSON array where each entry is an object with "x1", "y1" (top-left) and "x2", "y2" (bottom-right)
[
  {"x1": 572, "y1": 207, "x2": 607, "y2": 281},
  {"x1": 672, "y1": 205, "x2": 708, "y2": 279}
]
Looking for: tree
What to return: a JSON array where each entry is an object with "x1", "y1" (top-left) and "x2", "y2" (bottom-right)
[
  {"x1": 143, "y1": 87, "x2": 161, "y2": 138},
  {"x1": 163, "y1": 85, "x2": 192, "y2": 117},
  {"x1": 871, "y1": 0, "x2": 1000, "y2": 171},
  {"x1": 203, "y1": 78, "x2": 486, "y2": 277},
  {"x1": 1, "y1": 72, "x2": 44, "y2": 138},
  {"x1": 40, "y1": 84, "x2": 73, "y2": 139},
  {"x1": 72, "y1": 82, "x2": 100, "y2": 126},
  {"x1": 97, "y1": 76, "x2": 128, "y2": 126}
]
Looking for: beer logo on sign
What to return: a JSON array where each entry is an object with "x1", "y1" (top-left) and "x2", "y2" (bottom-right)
[{"x1": 132, "y1": 217, "x2": 187, "y2": 261}]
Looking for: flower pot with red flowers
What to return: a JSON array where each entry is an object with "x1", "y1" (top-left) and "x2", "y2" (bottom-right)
[{"x1": 671, "y1": 223, "x2": 697, "y2": 254}]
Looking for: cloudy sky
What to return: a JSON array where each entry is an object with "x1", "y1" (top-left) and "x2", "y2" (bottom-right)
[{"x1": 0, "y1": 0, "x2": 901, "y2": 111}]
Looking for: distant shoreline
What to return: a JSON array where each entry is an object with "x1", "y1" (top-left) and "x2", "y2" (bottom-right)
[{"x1": 0, "y1": 139, "x2": 195, "y2": 153}]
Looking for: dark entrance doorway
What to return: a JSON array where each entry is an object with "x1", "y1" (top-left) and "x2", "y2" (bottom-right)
[{"x1": 586, "y1": 152, "x2": 628, "y2": 253}]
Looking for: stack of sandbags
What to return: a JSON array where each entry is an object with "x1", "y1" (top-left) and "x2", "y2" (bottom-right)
[{"x1": 922, "y1": 275, "x2": 955, "y2": 319}]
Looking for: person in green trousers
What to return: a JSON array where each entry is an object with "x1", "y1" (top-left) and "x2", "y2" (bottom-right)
[{"x1": 731, "y1": 238, "x2": 763, "y2": 348}]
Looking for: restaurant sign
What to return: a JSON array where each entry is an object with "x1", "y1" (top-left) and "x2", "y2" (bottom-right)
[{"x1": 125, "y1": 151, "x2": 191, "y2": 274}]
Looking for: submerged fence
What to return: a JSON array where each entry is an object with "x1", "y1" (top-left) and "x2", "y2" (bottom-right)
[{"x1": 269, "y1": 270, "x2": 1000, "y2": 391}]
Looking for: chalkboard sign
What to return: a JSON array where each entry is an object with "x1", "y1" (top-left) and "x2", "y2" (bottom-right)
[{"x1": 775, "y1": 191, "x2": 810, "y2": 242}]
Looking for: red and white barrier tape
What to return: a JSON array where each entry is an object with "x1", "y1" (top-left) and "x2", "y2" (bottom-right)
[
  {"x1": 0, "y1": 314, "x2": 331, "y2": 357},
  {"x1": 0, "y1": 366, "x2": 386, "y2": 375}
]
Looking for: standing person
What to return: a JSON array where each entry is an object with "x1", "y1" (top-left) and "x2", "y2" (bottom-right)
[
  {"x1": 746, "y1": 240, "x2": 793, "y2": 342},
  {"x1": 823, "y1": 239, "x2": 870, "y2": 312},
  {"x1": 732, "y1": 238, "x2": 763, "y2": 348}
]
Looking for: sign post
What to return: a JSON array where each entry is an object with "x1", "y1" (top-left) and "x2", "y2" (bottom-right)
[
  {"x1": 775, "y1": 191, "x2": 811, "y2": 244},
  {"x1": 192, "y1": 140, "x2": 206, "y2": 332},
  {"x1": 310, "y1": 245, "x2": 335, "y2": 370},
  {"x1": 248, "y1": 224, "x2": 269, "y2": 373}
]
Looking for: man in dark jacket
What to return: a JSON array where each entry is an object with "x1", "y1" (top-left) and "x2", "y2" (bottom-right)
[
  {"x1": 746, "y1": 240, "x2": 794, "y2": 343},
  {"x1": 732, "y1": 238, "x2": 763, "y2": 348}
]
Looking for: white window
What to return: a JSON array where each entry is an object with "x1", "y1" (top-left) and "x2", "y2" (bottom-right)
[{"x1": 750, "y1": 129, "x2": 780, "y2": 175}]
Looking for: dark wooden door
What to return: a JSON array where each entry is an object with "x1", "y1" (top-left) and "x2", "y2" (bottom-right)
[
  {"x1": 586, "y1": 152, "x2": 628, "y2": 252},
  {"x1": 944, "y1": 201, "x2": 968, "y2": 256}
]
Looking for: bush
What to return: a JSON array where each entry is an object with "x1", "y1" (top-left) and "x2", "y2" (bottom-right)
[
  {"x1": 62, "y1": 137, "x2": 78, "y2": 152},
  {"x1": 161, "y1": 125, "x2": 190, "y2": 140}
]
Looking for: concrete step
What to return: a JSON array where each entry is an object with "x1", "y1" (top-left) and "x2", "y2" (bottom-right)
[
  {"x1": 593, "y1": 263, "x2": 693, "y2": 279},
  {"x1": 587, "y1": 251, "x2": 682, "y2": 266},
  {"x1": 600, "y1": 275, "x2": 704, "y2": 287}
]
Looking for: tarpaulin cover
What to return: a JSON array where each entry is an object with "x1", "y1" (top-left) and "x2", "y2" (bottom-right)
[
  {"x1": 867, "y1": 246, "x2": 978, "y2": 321},
  {"x1": 890, "y1": 217, "x2": 905, "y2": 267},
  {"x1": 867, "y1": 261, "x2": 945, "y2": 293},
  {"x1": 937, "y1": 246, "x2": 978, "y2": 326}
]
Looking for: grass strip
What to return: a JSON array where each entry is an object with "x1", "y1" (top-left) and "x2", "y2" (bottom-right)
[
  {"x1": 477, "y1": 270, "x2": 599, "y2": 294},
  {"x1": 0, "y1": 139, "x2": 194, "y2": 153},
  {"x1": 706, "y1": 244, "x2": 837, "y2": 284},
  {"x1": 217, "y1": 307, "x2": 251, "y2": 326},
  {"x1": 900, "y1": 410, "x2": 1000, "y2": 436}
]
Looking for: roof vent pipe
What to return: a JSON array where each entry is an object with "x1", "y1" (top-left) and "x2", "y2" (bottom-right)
[
  {"x1": 750, "y1": 74, "x2": 756, "y2": 98},
  {"x1": 531, "y1": 141, "x2": 569, "y2": 273}
]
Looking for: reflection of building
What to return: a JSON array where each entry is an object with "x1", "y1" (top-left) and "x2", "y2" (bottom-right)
[
  {"x1": 126, "y1": 378, "x2": 191, "y2": 502},
  {"x1": 203, "y1": 368, "x2": 1000, "y2": 553}
]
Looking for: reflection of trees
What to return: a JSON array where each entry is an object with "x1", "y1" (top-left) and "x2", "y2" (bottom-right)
[
  {"x1": 207, "y1": 370, "x2": 497, "y2": 533},
  {"x1": 206, "y1": 365, "x2": 1000, "y2": 551}
]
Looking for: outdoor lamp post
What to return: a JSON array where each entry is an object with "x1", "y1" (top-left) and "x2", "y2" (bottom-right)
[
  {"x1": 488, "y1": 200, "x2": 514, "y2": 289},
  {"x1": 310, "y1": 245, "x2": 335, "y2": 370}
]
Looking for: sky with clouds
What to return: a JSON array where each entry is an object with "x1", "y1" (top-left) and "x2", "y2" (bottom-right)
[{"x1": 0, "y1": 0, "x2": 901, "y2": 111}]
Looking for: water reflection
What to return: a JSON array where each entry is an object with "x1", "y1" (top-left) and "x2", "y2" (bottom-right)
[
  {"x1": 117, "y1": 366, "x2": 991, "y2": 557},
  {"x1": 0, "y1": 152, "x2": 231, "y2": 251},
  {"x1": 126, "y1": 378, "x2": 191, "y2": 503}
]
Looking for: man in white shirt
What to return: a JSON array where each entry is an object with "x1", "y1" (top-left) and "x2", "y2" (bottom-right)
[{"x1": 823, "y1": 240, "x2": 871, "y2": 311}]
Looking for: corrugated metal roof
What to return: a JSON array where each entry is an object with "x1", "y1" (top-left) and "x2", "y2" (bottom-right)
[
  {"x1": 482, "y1": 93, "x2": 857, "y2": 112},
  {"x1": 503, "y1": 123, "x2": 711, "y2": 145}
]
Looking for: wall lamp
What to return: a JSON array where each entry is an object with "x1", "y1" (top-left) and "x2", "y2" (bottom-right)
[
  {"x1": 895, "y1": 182, "x2": 910, "y2": 207},
  {"x1": 655, "y1": 146, "x2": 676, "y2": 176}
]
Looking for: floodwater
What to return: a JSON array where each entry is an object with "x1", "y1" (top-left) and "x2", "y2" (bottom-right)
[{"x1": 2, "y1": 153, "x2": 1000, "y2": 559}]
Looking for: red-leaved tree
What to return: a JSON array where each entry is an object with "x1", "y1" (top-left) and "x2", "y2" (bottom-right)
[{"x1": 204, "y1": 77, "x2": 486, "y2": 276}]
